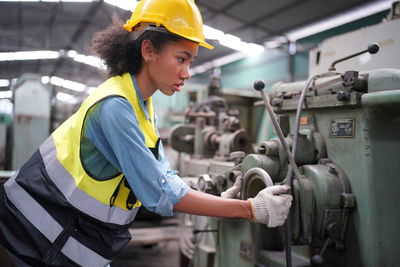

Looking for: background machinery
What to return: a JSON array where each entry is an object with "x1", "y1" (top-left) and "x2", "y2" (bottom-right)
[{"x1": 170, "y1": 42, "x2": 400, "y2": 267}]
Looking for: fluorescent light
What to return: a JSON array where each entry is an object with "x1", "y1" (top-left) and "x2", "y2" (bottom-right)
[
  {"x1": 58, "y1": 0, "x2": 93, "y2": 2},
  {"x1": 203, "y1": 25, "x2": 224, "y2": 40},
  {"x1": 286, "y1": 0, "x2": 393, "y2": 41},
  {"x1": 41, "y1": 76, "x2": 50, "y2": 84},
  {"x1": 0, "y1": 49, "x2": 105, "y2": 69},
  {"x1": 190, "y1": 52, "x2": 246, "y2": 76},
  {"x1": 0, "y1": 79, "x2": 10, "y2": 87},
  {"x1": 219, "y1": 34, "x2": 242, "y2": 50},
  {"x1": 0, "y1": 0, "x2": 93, "y2": 2},
  {"x1": 41, "y1": 75, "x2": 88, "y2": 92},
  {"x1": 68, "y1": 50, "x2": 106, "y2": 69},
  {"x1": 47, "y1": 76, "x2": 86, "y2": 92},
  {"x1": 62, "y1": 79, "x2": 86, "y2": 92},
  {"x1": 0, "y1": 91, "x2": 12, "y2": 98},
  {"x1": 104, "y1": 0, "x2": 138, "y2": 11},
  {"x1": 3, "y1": 75, "x2": 93, "y2": 95},
  {"x1": 56, "y1": 92, "x2": 74, "y2": 102},
  {"x1": 243, "y1": 43, "x2": 265, "y2": 56},
  {"x1": 203, "y1": 25, "x2": 265, "y2": 55},
  {"x1": 0, "y1": 51, "x2": 60, "y2": 61}
]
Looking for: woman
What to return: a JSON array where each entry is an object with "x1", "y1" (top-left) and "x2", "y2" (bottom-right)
[{"x1": 0, "y1": 0, "x2": 292, "y2": 266}]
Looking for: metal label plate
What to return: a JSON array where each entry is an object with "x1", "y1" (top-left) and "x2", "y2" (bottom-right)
[{"x1": 330, "y1": 118, "x2": 354, "y2": 138}]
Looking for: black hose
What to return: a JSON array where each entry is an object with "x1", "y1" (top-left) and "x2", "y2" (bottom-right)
[{"x1": 284, "y1": 74, "x2": 319, "y2": 267}]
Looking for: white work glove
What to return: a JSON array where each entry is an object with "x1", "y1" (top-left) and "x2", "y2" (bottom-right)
[
  {"x1": 248, "y1": 185, "x2": 292, "y2": 227},
  {"x1": 221, "y1": 176, "x2": 242, "y2": 199}
]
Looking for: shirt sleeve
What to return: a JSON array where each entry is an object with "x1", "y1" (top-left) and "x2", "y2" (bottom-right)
[{"x1": 85, "y1": 97, "x2": 189, "y2": 216}]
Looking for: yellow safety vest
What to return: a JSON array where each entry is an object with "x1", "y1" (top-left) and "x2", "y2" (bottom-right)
[
  {"x1": 2, "y1": 73, "x2": 160, "y2": 265},
  {"x1": 53, "y1": 72, "x2": 159, "y2": 211}
]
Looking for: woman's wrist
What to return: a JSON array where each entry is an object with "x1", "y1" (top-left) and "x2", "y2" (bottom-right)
[{"x1": 247, "y1": 199, "x2": 256, "y2": 221}]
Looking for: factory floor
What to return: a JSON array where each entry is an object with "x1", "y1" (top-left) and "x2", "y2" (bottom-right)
[
  {"x1": 111, "y1": 240, "x2": 180, "y2": 267},
  {"x1": 112, "y1": 217, "x2": 182, "y2": 267}
]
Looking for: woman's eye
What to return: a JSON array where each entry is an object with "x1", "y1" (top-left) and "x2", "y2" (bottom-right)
[{"x1": 178, "y1": 58, "x2": 186, "y2": 63}]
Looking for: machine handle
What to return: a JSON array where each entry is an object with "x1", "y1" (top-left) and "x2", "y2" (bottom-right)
[{"x1": 328, "y1": 43, "x2": 380, "y2": 71}]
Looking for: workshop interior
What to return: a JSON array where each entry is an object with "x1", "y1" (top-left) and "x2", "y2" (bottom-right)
[{"x1": 0, "y1": 0, "x2": 399, "y2": 266}]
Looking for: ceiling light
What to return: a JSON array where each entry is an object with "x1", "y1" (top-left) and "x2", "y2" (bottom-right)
[
  {"x1": 204, "y1": 25, "x2": 265, "y2": 55},
  {"x1": 0, "y1": 0, "x2": 93, "y2": 2},
  {"x1": 0, "y1": 51, "x2": 60, "y2": 61},
  {"x1": 191, "y1": 52, "x2": 246, "y2": 76},
  {"x1": 56, "y1": 92, "x2": 74, "y2": 102},
  {"x1": 41, "y1": 76, "x2": 50, "y2": 84},
  {"x1": 0, "y1": 91, "x2": 12, "y2": 99},
  {"x1": 104, "y1": 0, "x2": 138, "y2": 11},
  {"x1": 62, "y1": 79, "x2": 86, "y2": 92},
  {"x1": 203, "y1": 25, "x2": 225, "y2": 40},
  {"x1": 49, "y1": 76, "x2": 86, "y2": 92},
  {"x1": 0, "y1": 79, "x2": 10, "y2": 87},
  {"x1": 69, "y1": 52, "x2": 106, "y2": 69},
  {"x1": 0, "y1": 49, "x2": 105, "y2": 69},
  {"x1": 285, "y1": 0, "x2": 393, "y2": 41}
]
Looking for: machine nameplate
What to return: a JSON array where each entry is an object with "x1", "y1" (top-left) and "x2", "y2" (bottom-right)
[{"x1": 330, "y1": 118, "x2": 354, "y2": 138}]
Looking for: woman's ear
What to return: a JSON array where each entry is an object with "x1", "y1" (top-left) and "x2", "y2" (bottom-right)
[{"x1": 141, "y1": 39, "x2": 154, "y2": 64}]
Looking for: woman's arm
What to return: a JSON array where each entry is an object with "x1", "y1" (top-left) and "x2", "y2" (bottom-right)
[{"x1": 173, "y1": 188, "x2": 252, "y2": 219}]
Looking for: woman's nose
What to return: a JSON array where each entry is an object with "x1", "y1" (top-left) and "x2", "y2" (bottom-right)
[{"x1": 180, "y1": 65, "x2": 191, "y2": 80}]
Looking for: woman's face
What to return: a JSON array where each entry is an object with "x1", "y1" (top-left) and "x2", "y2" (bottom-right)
[{"x1": 147, "y1": 38, "x2": 198, "y2": 96}]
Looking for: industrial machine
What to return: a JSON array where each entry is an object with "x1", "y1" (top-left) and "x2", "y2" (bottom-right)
[
  {"x1": 169, "y1": 74, "x2": 255, "y2": 267},
  {"x1": 171, "y1": 42, "x2": 400, "y2": 266},
  {"x1": 10, "y1": 74, "x2": 51, "y2": 170}
]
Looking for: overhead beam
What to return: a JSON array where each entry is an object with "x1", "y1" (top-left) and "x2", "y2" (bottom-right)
[
  {"x1": 198, "y1": 0, "x2": 279, "y2": 38},
  {"x1": 50, "y1": 0, "x2": 104, "y2": 77}
]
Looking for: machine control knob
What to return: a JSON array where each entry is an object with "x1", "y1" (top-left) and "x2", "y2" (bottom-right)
[
  {"x1": 310, "y1": 222, "x2": 342, "y2": 266},
  {"x1": 367, "y1": 43, "x2": 380, "y2": 54},
  {"x1": 310, "y1": 254, "x2": 325, "y2": 266},
  {"x1": 310, "y1": 237, "x2": 332, "y2": 267},
  {"x1": 253, "y1": 80, "x2": 265, "y2": 91}
]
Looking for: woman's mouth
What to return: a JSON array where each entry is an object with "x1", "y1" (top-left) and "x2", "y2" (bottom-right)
[{"x1": 173, "y1": 83, "x2": 184, "y2": 92}]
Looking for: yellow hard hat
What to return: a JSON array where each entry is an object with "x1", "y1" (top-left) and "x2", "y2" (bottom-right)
[{"x1": 124, "y1": 0, "x2": 213, "y2": 49}]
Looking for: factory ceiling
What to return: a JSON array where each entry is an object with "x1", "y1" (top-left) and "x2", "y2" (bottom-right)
[{"x1": 0, "y1": 0, "x2": 392, "y2": 96}]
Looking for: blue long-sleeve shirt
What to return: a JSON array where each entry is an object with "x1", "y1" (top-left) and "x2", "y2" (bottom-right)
[{"x1": 80, "y1": 77, "x2": 189, "y2": 216}]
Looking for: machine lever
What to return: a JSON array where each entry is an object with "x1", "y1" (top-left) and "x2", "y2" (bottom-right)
[
  {"x1": 328, "y1": 43, "x2": 379, "y2": 71},
  {"x1": 253, "y1": 80, "x2": 303, "y2": 181},
  {"x1": 310, "y1": 237, "x2": 332, "y2": 266},
  {"x1": 311, "y1": 222, "x2": 343, "y2": 266},
  {"x1": 254, "y1": 79, "x2": 313, "y2": 241}
]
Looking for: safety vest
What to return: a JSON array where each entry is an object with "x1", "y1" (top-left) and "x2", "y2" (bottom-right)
[{"x1": 1, "y1": 73, "x2": 160, "y2": 266}]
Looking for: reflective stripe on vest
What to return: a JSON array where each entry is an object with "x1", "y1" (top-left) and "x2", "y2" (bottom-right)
[
  {"x1": 40, "y1": 136, "x2": 139, "y2": 225},
  {"x1": 51, "y1": 73, "x2": 158, "y2": 214},
  {"x1": 2, "y1": 73, "x2": 159, "y2": 265},
  {"x1": 4, "y1": 172, "x2": 111, "y2": 266},
  {"x1": 47, "y1": 73, "x2": 158, "y2": 223}
]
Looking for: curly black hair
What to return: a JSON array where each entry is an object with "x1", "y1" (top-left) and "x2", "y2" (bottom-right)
[{"x1": 91, "y1": 15, "x2": 182, "y2": 77}]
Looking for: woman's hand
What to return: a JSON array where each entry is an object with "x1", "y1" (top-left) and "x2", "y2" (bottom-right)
[{"x1": 248, "y1": 185, "x2": 292, "y2": 227}]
